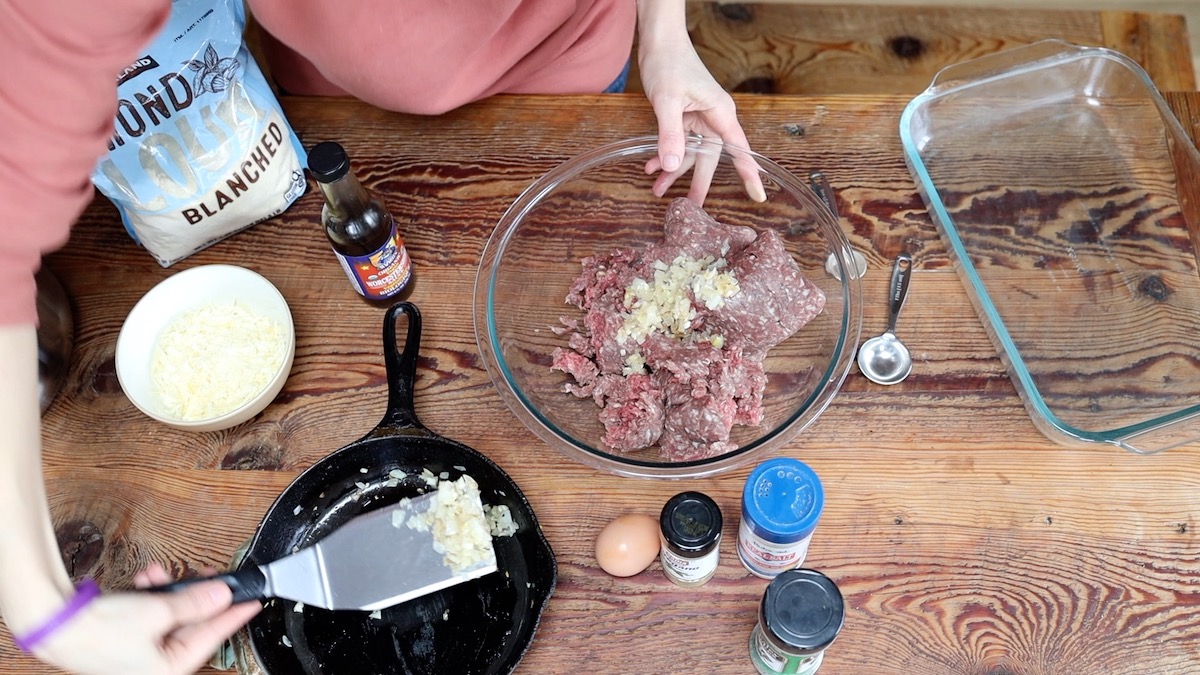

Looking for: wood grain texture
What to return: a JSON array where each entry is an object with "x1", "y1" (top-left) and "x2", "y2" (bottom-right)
[
  {"x1": 626, "y1": 3, "x2": 1196, "y2": 95},
  {"x1": 3, "y1": 93, "x2": 1200, "y2": 673},
  {"x1": 1101, "y1": 10, "x2": 1198, "y2": 91}
]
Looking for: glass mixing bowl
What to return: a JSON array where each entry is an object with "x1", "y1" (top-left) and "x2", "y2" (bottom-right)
[{"x1": 474, "y1": 136, "x2": 862, "y2": 478}]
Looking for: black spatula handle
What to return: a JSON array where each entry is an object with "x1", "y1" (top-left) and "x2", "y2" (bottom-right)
[{"x1": 145, "y1": 566, "x2": 268, "y2": 604}]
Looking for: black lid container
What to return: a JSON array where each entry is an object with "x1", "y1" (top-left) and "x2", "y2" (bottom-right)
[
  {"x1": 659, "y1": 491, "x2": 723, "y2": 587},
  {"x1": 761, "y1": 568, "x2": 845, "y2": 654}
]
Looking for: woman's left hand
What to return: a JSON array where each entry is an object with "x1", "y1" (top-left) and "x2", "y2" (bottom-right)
[{"x1": 27, "y1": 564, "x2": 260, "y2": 675}]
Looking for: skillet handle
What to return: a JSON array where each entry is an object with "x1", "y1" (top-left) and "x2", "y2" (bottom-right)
[
  {"x1": 378, "y1": 301, "x2": 426, "y2": 432},
  {"x1": 145, "y1": 567, "x2": 269, "y2": 605}
]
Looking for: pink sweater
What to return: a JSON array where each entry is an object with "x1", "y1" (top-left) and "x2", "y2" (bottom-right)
[{"x1": 0, "y1": 0, "x2": 635, "y2": 325}]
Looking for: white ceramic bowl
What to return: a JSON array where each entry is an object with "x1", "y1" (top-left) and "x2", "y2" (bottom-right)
[{"x1": 116, "y1": 264, "x2": 295, "y2": 432}]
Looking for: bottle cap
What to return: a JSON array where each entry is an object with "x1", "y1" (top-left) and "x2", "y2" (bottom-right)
[
  {"x1": 660, "y1": 491, "x2": 722, "y2": 553},
  {"x1": 307, "y1": 141, "x2": 351, "y2": 183},
  {"x1": 760, "y1": 569, "x2": 844, "y2": 654},
  {"x1": 742, "y1": 458, "x2": 824, "y2": 544}
]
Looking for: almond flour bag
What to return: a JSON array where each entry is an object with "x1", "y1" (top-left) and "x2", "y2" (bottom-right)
[{"x1": 91, "y1": 0, "x2": 306, "y2": 266}]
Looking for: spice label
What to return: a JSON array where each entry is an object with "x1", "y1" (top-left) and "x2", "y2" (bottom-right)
[
  {"x1": 660, "y1": 546, "x2": 719, "y2": 584},
  {"x1": 335, "y1": 225, "x2": 412, "y2": 299},
  {"x1": 738, "y1": 519, "x2": 813, "y2": 577},
  {"x1": 751, "y1": 627, "x2": 825, "y2": 674},
  {"x1": 752, "y1": 630, "x2": 790, "y2": 672}
]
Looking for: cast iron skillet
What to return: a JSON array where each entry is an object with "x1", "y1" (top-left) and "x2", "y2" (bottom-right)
[{"x1": 242, "y1": 302, "x2": 556, "y2": 674}]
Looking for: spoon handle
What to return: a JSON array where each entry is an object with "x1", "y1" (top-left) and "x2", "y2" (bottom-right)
[
  {"x1": 808, "y1": 171, "x2": 839, "y2": 220},
  {"x1": 886, "y1": 252, "x2": 913, "y2": 334}
]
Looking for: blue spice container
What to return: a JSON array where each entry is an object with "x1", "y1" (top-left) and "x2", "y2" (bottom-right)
[{"x1": 737, "y1": 458, "x2": 824, "y2": 578}]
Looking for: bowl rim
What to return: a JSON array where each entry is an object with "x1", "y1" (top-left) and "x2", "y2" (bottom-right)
[
  {"x1": 473, "y1": 135, "x2": 863, "y2": 478},
  {"x1": 115, "y1": 264, "x2": 296, "y2": 431}
]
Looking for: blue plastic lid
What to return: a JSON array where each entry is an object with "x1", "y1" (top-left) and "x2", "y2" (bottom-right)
[{"x1": 742, "y1": 458, "x2": 824, "y2": 544}]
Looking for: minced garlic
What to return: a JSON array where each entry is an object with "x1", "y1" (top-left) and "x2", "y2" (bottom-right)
[{"x1": 150, "y1": 301, "x2": 287, "y2": 420}]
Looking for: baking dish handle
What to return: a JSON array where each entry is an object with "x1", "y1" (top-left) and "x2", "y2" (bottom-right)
[{"x1": 925, "y1": 39, "x2": 1087, "y2": 93}]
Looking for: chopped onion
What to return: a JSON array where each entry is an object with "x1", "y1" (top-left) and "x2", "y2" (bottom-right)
[
  {"x1": 406, "y1": 475, "x2": 495, "y2": 574},
  {"x1": 484, "y1": 504, "x2": 518, "y2": 537}
]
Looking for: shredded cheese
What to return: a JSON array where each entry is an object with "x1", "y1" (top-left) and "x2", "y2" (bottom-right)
[{"x1": 150, "y1": 301, "x2": 287, "y2": 421}]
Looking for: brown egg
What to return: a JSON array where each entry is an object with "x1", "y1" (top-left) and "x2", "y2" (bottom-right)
[{"x1": 595, "y1": 513, "x2": 660, "y2": 577}]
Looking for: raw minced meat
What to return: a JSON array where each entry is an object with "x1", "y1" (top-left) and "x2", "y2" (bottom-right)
[{"x1": 551, "y1": 197, "x2": 825, "y2": 461}]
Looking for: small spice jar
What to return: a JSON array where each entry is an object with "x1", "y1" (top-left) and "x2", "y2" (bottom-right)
[
  {"x1": 749, "y1": 568, "x2": 845, "y2": 674},
  {"x1": 659, "y1": 491, "x2": 722, "y2": 587},
  {"x1": 738, "y1": 458, "x2": 824, "y2": 578}
]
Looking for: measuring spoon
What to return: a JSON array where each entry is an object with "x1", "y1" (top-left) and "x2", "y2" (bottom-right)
[
  {"x1": 809, "y1": 171, "x2": 867, "y2": 281},
  {"x1": 857, "y1": 252, "x2": 913, "y2": 385}
]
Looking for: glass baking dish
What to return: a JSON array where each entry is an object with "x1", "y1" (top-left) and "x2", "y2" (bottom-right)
[{"x1": 901, "y1": 40, "x2": 1200, "y2": 454}]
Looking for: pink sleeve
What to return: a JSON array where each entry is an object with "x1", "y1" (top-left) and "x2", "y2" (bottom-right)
[{"x1": 0, "y1": 0, "x2": 169, "y2": 326}]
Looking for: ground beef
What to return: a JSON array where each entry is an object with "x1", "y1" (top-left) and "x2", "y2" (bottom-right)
[
  {"x1": 708, "y1": 229, "x2": 826, "y2": 360},
  {"x1": 550, "y1": 197, "x2": 825, "y2": 461}
]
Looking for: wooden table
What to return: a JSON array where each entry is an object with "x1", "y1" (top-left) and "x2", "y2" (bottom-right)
[
  {"x1": 6, "y1": 91, "x2": 1200, "y2": 673},
  {"x1": 625, "y1": 3, "x2": 1197, "y2": 94}
]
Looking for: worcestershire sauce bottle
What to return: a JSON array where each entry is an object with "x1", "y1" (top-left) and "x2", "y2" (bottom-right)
[{"x1": 307, "y1": 141, "x2": 413, "y2": 301}]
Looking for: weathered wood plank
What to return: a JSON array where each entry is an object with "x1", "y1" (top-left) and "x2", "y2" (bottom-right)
[
  {"x1": 1167, "y1": 90, "x2": 1200, "y2": 148},
  {"x1": 627, "y1": 3, "x2": 1196, "y2": 95},
  {"x1": 1101, "y1": 10, "x2": 1197, "y2": 91}
]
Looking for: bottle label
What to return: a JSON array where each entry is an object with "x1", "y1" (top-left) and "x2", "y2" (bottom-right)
[
  {"x1": 334, "y1": 223, "x2": 412, "y2": 299},
  {"x1": 738, "y1": 519, "x2": 813, "y2": 578},
  {"x1": 660, "y1": 544, "x2": 719, "y2": 584},
  {"x1": 750, "y1": 624, "x2": 824, "y2": 674}
]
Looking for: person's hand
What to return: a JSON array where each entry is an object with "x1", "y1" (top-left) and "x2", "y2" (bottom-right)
[
  {"x1": 28, "y1": 564, "x2": 260, "y2": 675},
  {"x1": 636, "y1": 1, "x2": 766, "y2": 205}
]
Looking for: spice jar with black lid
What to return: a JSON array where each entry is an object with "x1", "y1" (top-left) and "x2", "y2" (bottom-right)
[
  {"x1": 749, "y1": 568, "x2": 845, "y2": 674},
  {"x1": 659, "y1": 491, "x2": 722, "y2": 587}
]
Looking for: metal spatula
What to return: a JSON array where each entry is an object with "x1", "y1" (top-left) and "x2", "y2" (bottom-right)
[{"x1": 150, "y1": 492, "x2": 498, "y2": 611}]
